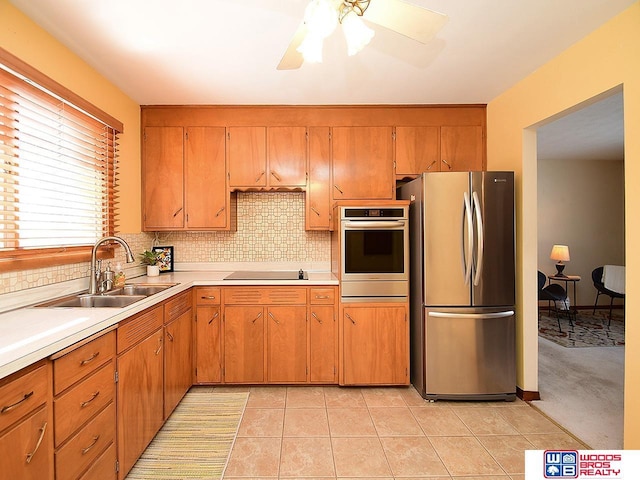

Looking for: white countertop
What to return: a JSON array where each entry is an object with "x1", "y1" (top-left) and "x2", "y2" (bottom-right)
[{"x1": 0, "y1": 268, "x2": 337, "y2": 380}]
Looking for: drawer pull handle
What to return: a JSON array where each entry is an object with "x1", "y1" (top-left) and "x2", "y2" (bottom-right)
[
  {"x1": 155, "y1": 338, "x2": 163, "y2": 356},
  {"x1": 173, "y1": 207, "x2": 183, "y2": 217},
  {"x1": 426, "y1": 160, "x2": 437, "y2": 170},
  {"x1": 310, "y1": 206, "x2": 320, "y2": 216},
  {"x1": 208, "y1": 311, "x2": 220, "y2": 325},
  {"x1": 442, "y1": 158, "x2": 452, "y2": 169},
  {"x1": 25, "y1": 422, "x2": 47, "y2": 464},
  {"x1": 81, "y1": 435, "x2": 100, "y2": 455},
  {"x1": 268, "y1": 312, "x2": 279, "y2": 324},
  {"x1": 311, "y1": 312, "x2": 322, "y2": 324},
  {"x1": 1, "y1": 391, "x2": 34, "y2": 414},
  {"x1": 166, "y1": 331, "x2": 174, "y2": 342},
  {"x1": 270, "y1": 170, "x2": 282, "y2": 182},
  {"x1": 334, "y1": 184, "x2": 344, "y2": 195},
  {"x1": 255, "y1": 171, "x2": 265, "y2": 183},
  {"x1": 80, "y1": 391, "x2": 100, "y2": 408},
  {"x1": 252, "y1": 311, "x2": 262, "y2": 324},
  {"x1": 215, "y1": 207, "x2": 225, "y2": 217},
  {"x1": 314, "y1": 295, "x2": 330, "y2": 299},
  {"x1": 201, "y1": 295, "x2": 217, "y2": 300},
  {"x1": 80, "y1": 352, "x2": 100, "y2": 366},
  {"x1": 345, "y1": 313, "x2": 356, "y2": 324}
]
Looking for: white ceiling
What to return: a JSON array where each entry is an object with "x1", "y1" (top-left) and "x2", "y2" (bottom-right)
[{"x1": 9, "y1": 0, "x2": 631, "y2": 161}]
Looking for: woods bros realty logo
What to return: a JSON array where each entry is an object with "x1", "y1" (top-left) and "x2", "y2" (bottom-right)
[{"x1": 543, "y1": 450, "x2": 622, "y2": 478}]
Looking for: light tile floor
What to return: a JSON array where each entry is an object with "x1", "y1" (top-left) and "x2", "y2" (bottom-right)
[{"x1": 221, "y1": 385, "x2": 588, "y2": 480}]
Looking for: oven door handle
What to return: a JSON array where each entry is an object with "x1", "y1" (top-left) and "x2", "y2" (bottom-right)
[{"x1": 343, "y1": 221, "x2": 406, "y2": 229}]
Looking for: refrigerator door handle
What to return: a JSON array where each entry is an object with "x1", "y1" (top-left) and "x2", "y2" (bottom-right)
[
  {"x1": 429, "y1": 310, "x2": 515, "y2": 319},
  {"x1": 461, "y1": 192, "x2": 473, "y2": 284},
  {"x1": 472, "y1": 191, "x2": 484, "y2": 286}
]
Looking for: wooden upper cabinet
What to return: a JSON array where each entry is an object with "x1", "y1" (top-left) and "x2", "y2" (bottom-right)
[
  {"x1": 332, "y1": 126, "x2": 394, "y2": 200},
  {"x1": 395, "y1": 125, "x2": 484, "y2": 176},
  {"x1": 228, "y1": 126, "x2": 307, "y2": 189},
  {"x1": 395, "y1": 126, "x2": 440, "y2": 176},
  {"x1": 306, "y1": 127, "x2": 331, "y2": 230},
  {"x1": 227, "y1": 126, "x2": 267, "y2": 188},
  {"x1": 268, "y1": 127, "x2": 307, "y2": 187},
  {"x1": 440, "y1": 125, "x2": 484, "y2": 172},
  {"x1": 185, "y1": 127, "x2": 228, "y2": 229},
  {"x1": 142, "y1": 126, "x2": 184, "y2": 229}
]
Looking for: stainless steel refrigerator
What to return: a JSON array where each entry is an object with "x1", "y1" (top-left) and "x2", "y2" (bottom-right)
[{"x1": 398, "y1": 171, "x2": 516, "y2": 401}]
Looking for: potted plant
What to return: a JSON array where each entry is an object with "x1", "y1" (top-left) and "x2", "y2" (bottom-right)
[{"x1": 140, "y1": 250, "x2": 161, "y2": 277}]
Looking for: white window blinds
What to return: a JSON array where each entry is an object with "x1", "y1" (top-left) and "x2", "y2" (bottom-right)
[{"x1": 0, "y1": 63, "x2": 120, "y2": 251}]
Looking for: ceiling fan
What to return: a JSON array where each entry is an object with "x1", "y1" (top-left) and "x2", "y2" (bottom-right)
[{"x1": 277, "y1": 0, "x2": 448, "y2": 70}]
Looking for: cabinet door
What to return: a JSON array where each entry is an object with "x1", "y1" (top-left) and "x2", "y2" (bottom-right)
[
  {"x1": 0, "y1": 405, "x2": 52, "y2": 480},
  {"x1": 185, "y1": 127, "x2": 228, "y2": 229},
  {"x1": 223, "y1": 306, "x2": 265, "y2": 383},
  {"x1": 266, "y1": 306, "x2": 307, "y2": 383},
  {"x1": 117, "y1": 329, "x2": 163, "y2": 479},
  {"x1": 228, "y1": 127, "x2": 267, "y2": 188},
  {"x1": 332, "y1": 127, "x2": 394, "y2": 199},
  {"x1": 342, "y1": 306, "x2": 408, "y2": 385},
  {"x1": 164, "y1": 309, "x2": 193, "y2": 419},
  {"x1": 195, "y1": 305, "x2": 222, "y2": 383},
  {"x1": 440, "y1": 125, "x2": 484, "y2": 171},
  {"x1": 142, "y1": 126, "x2": 184, "y2": 229},
  {"x1": 268, "y1": 126, "x2": 307, "y2": 187},
  {"x1": 306, "y1": 126, "x2": 331, "y2": 230},
  {"x1": 395, "y1": 126, "x2": 441, "y2": 176},
  {"x1": 309, "y1": 305, "x2": 336, "y2": 383}
]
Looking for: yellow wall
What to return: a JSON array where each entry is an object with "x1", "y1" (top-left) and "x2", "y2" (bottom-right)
[
  {"x1": 0, "y1": 0, "x2": 141, "y2": 233},
  {"x1": 487, "y1": 2, "x2": 640, "y2": 447}
]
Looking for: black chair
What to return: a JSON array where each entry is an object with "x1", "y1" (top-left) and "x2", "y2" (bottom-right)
[
  {"x1": 538, "y1": 271, "x2": 571, "y2": 332},
  {"x1": 592, "y1": 266, "x2": 625, "y2": 326}
]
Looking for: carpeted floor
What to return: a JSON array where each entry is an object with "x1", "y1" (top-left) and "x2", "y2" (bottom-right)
[
  {"x1": 538, "y1": 309, "x2": 624, "y2": 347},
  {"x1": 125, "y1": 388, "x2": 248, "y2": 480}
]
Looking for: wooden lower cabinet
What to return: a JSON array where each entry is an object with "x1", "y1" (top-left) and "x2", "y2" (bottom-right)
[
  {"x1": 195, "y1": 287, "x2": 222, "y2": 384},
  {"x1": 223, "y1": 305, "x2": 265, "y2": 383},
  {"x1": 266, "y1": 306, "x2": 307, "y2": 383},
  {"x1": 117, "y1": 321, "x2": 164, "y2": 479},
  {"x1": 341, "y1": 304, "x2": 409, "y2": 385},
  {"x1": 309, "y1": 305, "x2": 337, "y2": 383},
  {"x1": 164, "y1": 308, "x2": 193, "y2": 419},
  {"x1": 0, "y1": 404, "x2": 52, "y2": 480}
]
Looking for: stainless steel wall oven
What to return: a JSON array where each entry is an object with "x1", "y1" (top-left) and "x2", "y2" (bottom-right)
[{"x1": 339, "y1": 206, "x2": 409, "y2": 300}]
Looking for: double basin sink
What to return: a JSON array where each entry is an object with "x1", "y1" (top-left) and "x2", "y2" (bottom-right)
[{"x1": 36, "y1": 283, "x2": 177, "y2": 308}]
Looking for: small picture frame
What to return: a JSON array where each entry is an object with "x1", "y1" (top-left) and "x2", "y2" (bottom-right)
[{"x1": 152, "y1": 246, "x2": 174, "y2": 273}]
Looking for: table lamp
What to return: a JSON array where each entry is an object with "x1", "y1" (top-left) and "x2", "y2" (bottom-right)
[{"x1": 550, "y1": 244, "x2": 570, "y2": 277}]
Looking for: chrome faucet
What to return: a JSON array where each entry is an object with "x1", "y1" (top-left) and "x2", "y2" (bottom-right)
[{"x1": 89, "y1": 236, "x2": 135, "y2": 294}]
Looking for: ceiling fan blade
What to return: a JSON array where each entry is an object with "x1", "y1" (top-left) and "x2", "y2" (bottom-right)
[
  {"x1": 364, "y1": 0, "x2": 448, "y2": 44},
  {"x1": 277, "y1": 22, "x2": 308, "y2": 70}
]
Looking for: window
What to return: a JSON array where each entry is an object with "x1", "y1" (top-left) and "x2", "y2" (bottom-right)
[{"x1": 0, "y1": 48, "x2": 123, "y2": 271}]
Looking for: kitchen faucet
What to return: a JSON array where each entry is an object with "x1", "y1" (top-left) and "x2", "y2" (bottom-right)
[{"x1": 89, "y1": 236, "x2": 135, "y2": 294}]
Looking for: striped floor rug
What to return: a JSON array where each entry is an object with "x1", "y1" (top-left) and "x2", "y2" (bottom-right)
[{"x1": 126, "y1": 388, "x2": 248, "y2": 479}]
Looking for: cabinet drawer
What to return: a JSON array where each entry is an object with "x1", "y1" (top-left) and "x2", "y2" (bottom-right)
[
  {"x1": 196, "y1": 287, "x2": 221, "y2": 305},
  {"x1": 0, "y1": 364, "x2": 49, "y2": 433},
  {"x1": 224, "y1": 287, "x2": 306, "y2": 305},
  {"x1": 54, "y1": 362, "x2": 115, "y2": 447},
  {"x1": 165, "y1": 290, "x2": 193, "y2": 322},
  {"x1": 79, "y1": 442, "x2": 116, "y2": 480},
  {"x1": 55, "y1": 402, "x2": 115, "y2": 480},
  {"x1": 117, "y1": 306, "x2": 163, "y2": 353},
  {"x1": 54, "y1": 330, "x2": 115, "y2": 395},
  {"x1": 0, "y1": 404, "x2": 51, "y2": 480},
  {"x1": 310, "y1": 288, "x2": 335, "y2": 304}
]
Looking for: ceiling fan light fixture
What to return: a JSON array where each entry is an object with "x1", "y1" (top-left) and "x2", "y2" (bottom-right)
[
  {"x1": 341, "y1": 10, "x2": 375, "y2": 56},
  {"x1": 296, "y1": 32, "x2": 326, "y2": 63}
]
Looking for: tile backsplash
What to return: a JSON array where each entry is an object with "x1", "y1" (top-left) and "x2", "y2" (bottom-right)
[{"x1": 0, "y1": 193, "x2": 331, "y2": 294}]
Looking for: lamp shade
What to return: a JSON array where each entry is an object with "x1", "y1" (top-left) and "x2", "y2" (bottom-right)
[{"x1": 550, "y1": 245, "x2": 570, "y2": 262}]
